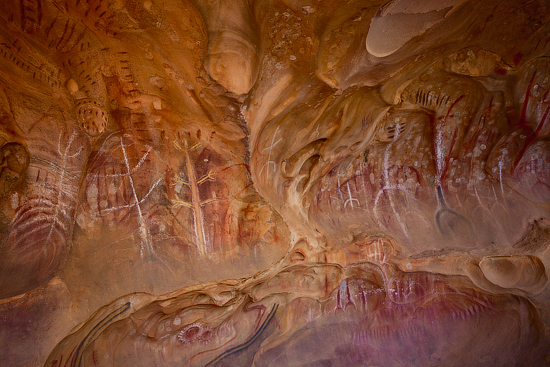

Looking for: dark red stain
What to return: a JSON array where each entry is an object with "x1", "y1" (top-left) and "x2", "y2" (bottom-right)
[
  {"x1": 435, "y1": 95, "x2": 464, "y2": 183},
  {"x1": 513, "y1": 52, "x2": 523, "y2": 66},
  {"x1": 511, "y1": 72, "x2": 550, "y2": 173}
]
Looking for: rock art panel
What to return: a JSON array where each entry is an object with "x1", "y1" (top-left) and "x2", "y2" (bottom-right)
[
  {"x1": 0, "y1": 0, "x2": 549, "y2": 366},
  {"x1": 0, "y1": 44, "x2": 91, "y2": 299},
  {"x1": 46, "y1": 260, "x2": 548, "y2": 366}
]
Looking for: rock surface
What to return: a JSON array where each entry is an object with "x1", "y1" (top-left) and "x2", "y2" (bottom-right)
[{"x1": 0, "y1": 0, "x2": 548, "y2": 366}]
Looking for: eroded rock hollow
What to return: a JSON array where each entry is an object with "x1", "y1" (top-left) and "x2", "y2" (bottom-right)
[{"x1": 0, "y1": 0, "x2": 549, "y2": 366}]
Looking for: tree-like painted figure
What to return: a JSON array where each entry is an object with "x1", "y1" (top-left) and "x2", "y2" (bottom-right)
[{"x1": 172, "y1": 139, "x2": 218, "y2": 256}]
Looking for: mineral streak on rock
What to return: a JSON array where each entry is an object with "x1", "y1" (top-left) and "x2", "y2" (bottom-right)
[{"x1": 0, "y1": 0, "x2": 548, "y2": 366}]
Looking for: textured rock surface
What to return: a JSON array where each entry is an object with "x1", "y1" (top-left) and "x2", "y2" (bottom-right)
[{"x1": 0, "y1": 0, "x2": 549, "y2": 366}]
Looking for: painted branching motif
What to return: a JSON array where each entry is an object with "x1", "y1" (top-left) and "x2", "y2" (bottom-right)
[
  {"x1": 84, "y1": 134, "x2": 165, "y2": 258},
  {"x1": 16, "y1": 130, "x2": 83, "y2": 249},
  {"x1": 119, "y1": 136, "x2": 159, "y2": 258},
  {"x1": 259, "y1": 126, "x2": 281, "y2": 180},
  {"x1": 1, "y1": 128, "x2": 86, "y2": 297},
  {"x1": 172, "y1": 139, "x2": 217, "y2": 256}
]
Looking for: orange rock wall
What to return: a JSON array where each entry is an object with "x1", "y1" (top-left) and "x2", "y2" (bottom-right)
[{"x1": 0, "y1": 0, "x2": 549, "y2": 366}]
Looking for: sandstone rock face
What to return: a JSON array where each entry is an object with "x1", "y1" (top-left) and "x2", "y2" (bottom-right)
[{"x1": 0, "y1": 0, "x2": 548, "y2": 366}]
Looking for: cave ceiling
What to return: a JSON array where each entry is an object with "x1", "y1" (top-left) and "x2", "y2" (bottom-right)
[{"x1": 1, "y1": 0, "x2": 550, "y2": 366}]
